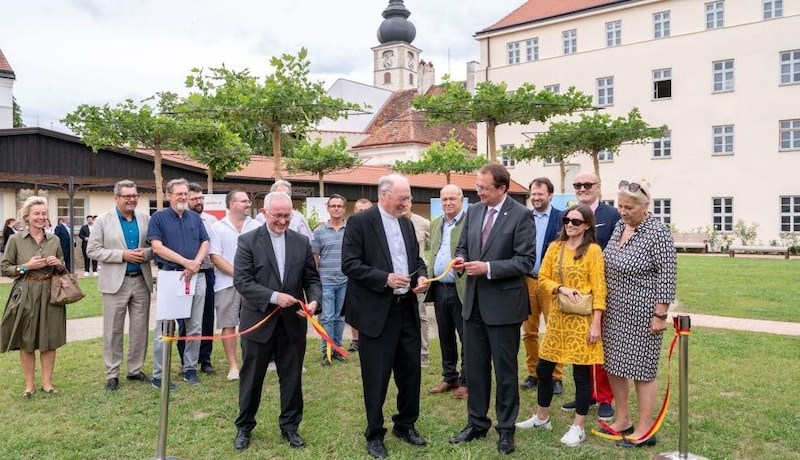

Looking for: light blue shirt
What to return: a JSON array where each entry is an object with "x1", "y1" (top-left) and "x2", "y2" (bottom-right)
[
  {"x1": 433, "y1": 210, "x2": 464, "y2": 284},
  {"x1": 532, "y1": 205, "x2": 552, "y2": 276}
]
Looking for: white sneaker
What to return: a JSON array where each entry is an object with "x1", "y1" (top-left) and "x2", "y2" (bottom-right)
[
  {"x1": 83, "y1": 272, "x2": 91, "y2": 277},
  {"x1": 516, "y1": 414, "x2": 552, "y2": 430},
  {"x1": 560, "y1": 424, "x2": 586, "y2": 447},
  {"x1": 93, "y1": 272, "x2": 99, "y2": 277},
  {"x1": 227, "y1": 368, "x2": 239, "y2": 381}
]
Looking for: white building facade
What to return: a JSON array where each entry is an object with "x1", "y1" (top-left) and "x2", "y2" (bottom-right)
[{"x1": 475, "y1": 0, "x2": 800, "y2": 245}]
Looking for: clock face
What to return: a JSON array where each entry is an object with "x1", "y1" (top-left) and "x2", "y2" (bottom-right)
[
  {"x1": 382, "y1": 51, "x2": 394, "y2": 69},
  {"x1": 407, "y1": 59, "x2": 415, "y2": 70}
]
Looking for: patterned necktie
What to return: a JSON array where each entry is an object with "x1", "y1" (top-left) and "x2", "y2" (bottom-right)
[{"x1": 481, "y1": 208, "x2": 497, "y2": 247}]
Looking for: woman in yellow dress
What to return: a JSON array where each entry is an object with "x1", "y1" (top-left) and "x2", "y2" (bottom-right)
[{"x1": 516, "y1": 204, "x2": 607, "y2": 447}]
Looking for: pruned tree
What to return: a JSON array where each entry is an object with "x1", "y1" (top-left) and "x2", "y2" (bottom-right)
[
  {"x1": 284, "y1": 136, "x2": 361, "y2": 196},
  {"x1": 393, "y1": 132, "x2": 487, "y2": 184},
  {"x1": 185, "y1": 48, "x2": 361, "y2": 179},
  {"x1": 502, "y1": 141, "x2": 574, "y2": 193},
  {"x1": 412, "y1": 77, "x2": 592, "y2": 162},
  {"x1": 180, "y1": 119, "x2": 252, "y2": 192}
]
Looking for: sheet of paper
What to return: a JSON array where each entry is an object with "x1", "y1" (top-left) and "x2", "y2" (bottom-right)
[{"x1": 155, "y1": 271, "x2": 197, "y2": 320}]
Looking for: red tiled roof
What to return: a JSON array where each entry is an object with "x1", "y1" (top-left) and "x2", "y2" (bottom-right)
[
  {"x1": 0, "y1": 48, "x2": 15, "y2": 78},
  {"x1": 480, "y1": 0, "x2": 627, "y2": 34}
]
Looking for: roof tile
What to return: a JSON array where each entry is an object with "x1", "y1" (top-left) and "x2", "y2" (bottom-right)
[
  {"x1": 480, "y1": 0, "x2": 626, "y2": 33},
  {"x1": 0, "y1": 48, "x2": 15, "y2": 78}
]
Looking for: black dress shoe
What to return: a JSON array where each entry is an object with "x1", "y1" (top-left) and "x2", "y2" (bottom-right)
[
  {"x1": 553, "y1": 380, "x2": 564, "y2": 395},
  {"x1": 281, "y1": 429, "x2": 305, "y2": 448},
  {"x1": 126, "y1": 371, "x2": 151, "y2": 383},
  {"x1": 497, "y1": 431, "x2": 515, "y2": 455},
  {"x1": 449, "y1": 425, "x2": 488, "y2": 444},
  {"x1": 200, "y1": 363, "x2": 216, "y2": 375},
  {"x1": 616, "y1": 435, "x2": 657, "y2": 448},
  {"x1": 367, "y1": 439, "x2": 387, "y2": 458},
  {"x1": 520, "y1": 375, "x2": 537, "y2": 390},
  {"x1": 105, "y1": 378, "x2": 119, "y2": 391},
  {"x1": 233, "y1": 430, "x2": 250, "y2": 450},
  {"x1": 392, "y1": 427, "x2": 427, "y2": 446}
]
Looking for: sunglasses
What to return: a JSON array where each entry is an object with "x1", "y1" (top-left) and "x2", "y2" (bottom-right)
[
  {"x1": 562, "y1": 217, "x2": 587, "y2": 226},
  {"x1": 572, "y1": 182, "x2": 597, "y2": 190},
  {"x1": 618, "y1": 180, "x2": 649, "y2": 198}
]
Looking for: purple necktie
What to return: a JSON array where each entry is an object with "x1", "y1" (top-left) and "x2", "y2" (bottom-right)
[{"x1": 481, "y1": 208, "x2": 497, "y2": 247}]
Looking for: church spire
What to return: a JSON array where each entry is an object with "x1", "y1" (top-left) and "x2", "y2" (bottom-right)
[{"x1": 377, "y1": 0, "x2": 416, "y2": 44}]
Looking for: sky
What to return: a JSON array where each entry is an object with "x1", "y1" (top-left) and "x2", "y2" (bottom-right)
[{"x1": 0, "y1": 0, "x2": 525, "y2": 132}]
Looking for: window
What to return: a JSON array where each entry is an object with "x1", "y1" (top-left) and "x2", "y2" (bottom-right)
[
  {"x1": 654, "y1": 11, "x2": 671, "y2": 38},
  {"x1": 56, "y1": 197, "x2": 87, "y2": 231},
  {"x1": 712, "y1": 197, "x2": 733, "y2": 232},
  {"x1": 409, "y1": 74, "x2": 413, "y2": 85},
  {"x1": 713, "y1": 59, "x2": 734, "y2": 92},
  {"x1": 543, "y1": 157, "x2": 559, "y2": 166},
  {"x1": 598, "y1": 149, "x2": 614, "y2": 162},
  {"x1": 764, "y1": 0, "x2": 783, "y2": 19},
  {"x1": 780, "y1": 196, "x2": 800, "y2": 232},
  {"x1": 653, "y1": 130, "x2": 672, "y2": 158},
  {"x1": 713, "y1": 125, "x2": 734, "y2": 155},
  {"x1": 499, "y1": 145, "x2": 516, "y2": 168},
  {"x1": 706, "y1": 1, "x2": 724, "y2": 29},
  {"x1": 780, "y1": 50, "x2": 800, "y2": 84},
  {"x1": 653, "y1": 68, "x2": 672, "y2": 99},
  {"x1": 383, "y1": 72, "x2": 391, "y2": 84},
  {"x1": 653, "y1": 199, "x2": 672, "y2": 225},
  {"x1": 526, "y1": 38, "x2": 539, "y2": 61},
  {"x1": 606, "y1": 20, "x2": 621, "y2": 47},
  {"x1": 563, "y1": 29, "x2": 577, "y2": 55},
  {"x1": 597, "y1": 77, "x2": 614, "y2": 107},
  {"x1": 544, "y1": 84, "x2": 560, "y2": 93},
  {"x1": 780, "y1": 119, "x2": 800, "y2": 151},
  {"x1": 507, "y1": 41, "x2": 521, "y2": 64}
]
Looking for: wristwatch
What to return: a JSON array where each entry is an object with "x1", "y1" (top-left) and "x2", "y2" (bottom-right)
[
  {"x1": 18, "y1": 265, "x2": 27, "y2": 274},
  {"x1": 653, "y1": 311, "x2": 668, "y2": 320}
]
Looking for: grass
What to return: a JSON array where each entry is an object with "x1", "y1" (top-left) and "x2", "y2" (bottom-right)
[{"x1": 0, "y1": 276, "x2": 102, "y2": 320}]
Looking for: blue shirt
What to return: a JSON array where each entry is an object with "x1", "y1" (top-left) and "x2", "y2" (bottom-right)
[
  {"x1": 311, "y1": 221, "x2": 347, "y2": 285},
  {"x1": 532, "y1": 205, "x2": 552, "y2": 276},
  {"x1": 116, "y1": 208, "x2": 141, "y2": 273},
  {"x1": 433, "y1": 210, "x2": 464, "y2": 284},
  {"x1": 147, "y1": 207, "x2": 209, "y2": 270}
]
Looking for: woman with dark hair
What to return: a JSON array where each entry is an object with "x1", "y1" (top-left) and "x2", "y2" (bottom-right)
[{"x1": 517, "y1": 204, "x2": 607, "y2": 447}]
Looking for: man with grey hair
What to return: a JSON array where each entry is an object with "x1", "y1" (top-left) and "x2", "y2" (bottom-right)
[
  {"x1": 256, "y1": 179, "x2": 314, "y2": 242},
  {"x1": 342, "y1": 174, "x2": 429, "y2": 459},
  {"x1": 88, "y1": 179, "x2": 154, "y2": 391}
]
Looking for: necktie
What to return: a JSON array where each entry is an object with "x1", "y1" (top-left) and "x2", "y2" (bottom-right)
[{"x1": 481, "y1": 208, "x2": 496, "y2": 247}]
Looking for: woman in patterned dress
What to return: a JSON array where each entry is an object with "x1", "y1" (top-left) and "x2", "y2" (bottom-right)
[
  {"x1": 516, "y1": 204, "x2": 607, "y2": 447},
  {"x1": 0, "y1": 196, "x2": 66, "y2": 398},
  {"x1": 602, "y1": 180, "x2": 676, "y2": 448}
]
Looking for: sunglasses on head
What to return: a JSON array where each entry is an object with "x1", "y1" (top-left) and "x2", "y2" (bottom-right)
[
  {"x1": 562, "y1": 217, "x2": 586, "y2": 226},
  {"x1": 618, "y1": 180, "x2": 649, "y2": 198},
  {"x1": 572, "y1": 182, "x2": 597, "y2": 190}
]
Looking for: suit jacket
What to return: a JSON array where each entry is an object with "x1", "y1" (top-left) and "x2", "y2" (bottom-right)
[
  {"x1": 342, "y1": 206, "x2": 427, "y2": 338},
  {"x1": 234, "y1": 226, "x2": 321, "y2": 344},
  {"x1": 426, "y1": 213, "x2": 466, "y2": 304},
  {"x1": 87, "y1": 210, "x2": 154, "y2": 294},
  {"x1": 54, "y1": 223, "x2": 71, "y2": 252},
  {"x1": 538, "y1": 207, "x2": 564, "y2": 263},
  {"x1": 78, "y1": 224, "x2": 90, "y2": 243},
  {"x1": 455, "y1": 197, "x2": 536, "y2": 325},
  {"x1": 594, "y1": 203, "x2": 621, "y2": 249}
]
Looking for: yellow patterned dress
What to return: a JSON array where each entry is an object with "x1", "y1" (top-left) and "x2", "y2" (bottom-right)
[{"x1": 538, "y1": 241, "x2": 606, "y2": 365}]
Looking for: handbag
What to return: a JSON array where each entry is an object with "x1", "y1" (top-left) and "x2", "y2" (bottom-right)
[
  {"x1": 556, "y1": 243, "x2": 593, "y2": 316},
  {"x1": 50, "y1": 265, "x2": 85, "y2": 305}
]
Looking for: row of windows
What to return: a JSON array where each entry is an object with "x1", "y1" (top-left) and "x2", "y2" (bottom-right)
[{"x1": 506, "y1": 1, "x2": 785, "y2": 64}]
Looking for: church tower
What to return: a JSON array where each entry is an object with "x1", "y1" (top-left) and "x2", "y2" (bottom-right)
[
  {"x1": 0, "y1": 48, "x2": 15, "y2": 129},
  {"x1": 372, "y1": 0, "x2": 421, "y2": 92}
]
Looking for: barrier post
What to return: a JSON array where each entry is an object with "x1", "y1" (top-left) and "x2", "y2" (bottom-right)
[{"x1": 152, "y1": 320, "x2": 182, "y2": 460}]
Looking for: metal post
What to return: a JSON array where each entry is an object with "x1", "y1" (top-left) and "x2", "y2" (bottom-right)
[
  {"x1": 152, "y1": 320, "x2": 182, "y2": 460},
  {"x1": 653, "y1": 315, "x2": 708, "y2": 460}
]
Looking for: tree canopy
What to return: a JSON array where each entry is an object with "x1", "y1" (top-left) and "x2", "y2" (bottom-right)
[
  {"x1": 393, "y1": 132, "x2": 487, "y2": 184},
  {"x1": 284, "y1": 136, "x2": 361, "y2": 196},
  {"x1": 12, "y1": 97, "x2": 23, "y2": 127}
]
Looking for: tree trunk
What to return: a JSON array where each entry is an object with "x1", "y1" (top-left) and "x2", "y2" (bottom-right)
[
  {"x1": 591, "y1": 150, "x2": 601, "y2": 183},
  {"x1": 272, "y1": 125, "x2": 283, "y2": 180},
  {"x1": 559, "y1": 161, "x2": 567, "y2": 194},
  {"x1": 486, "y1": 120, "x2": 498, "y2": 163},
  {"x1": 153, "y1": 141, "x2": 164, "y2": 210},
  {"x1": 445, "y1": 172, "x2": 451, "y2": 184},
  {"x1": 206, "y1": 170, "x2": 213, "y2": 193},
  {"x1": 318, "y1": 172, "x2": 324, "y2": 197}
]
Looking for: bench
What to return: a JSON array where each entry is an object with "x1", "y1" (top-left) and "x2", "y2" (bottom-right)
[
  {"x1": 728, "y1": 245, "x2": 790, "y2": 259},
  {"x1": 672, "y1": 233, "x2": 708, "y2": 253}
]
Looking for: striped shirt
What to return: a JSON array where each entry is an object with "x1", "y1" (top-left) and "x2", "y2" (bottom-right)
[{"x1": 311, "y1": 220, "x2": 347, "y2": 285}]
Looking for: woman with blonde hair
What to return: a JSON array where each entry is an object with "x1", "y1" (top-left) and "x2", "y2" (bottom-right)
[{"x1": 0, "y1": 196, "x2": 67, "y2": 397}]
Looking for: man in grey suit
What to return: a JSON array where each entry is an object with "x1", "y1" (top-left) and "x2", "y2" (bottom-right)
[
  {"x1": 233, "y1": 192, "x2": 321, "y2": 451},
  {"x1": 87, "y1": 180, "x2": 154, "y2": 392},
  {"x1": 449, "y1": 164, "x2": 536, "y2": 455}
]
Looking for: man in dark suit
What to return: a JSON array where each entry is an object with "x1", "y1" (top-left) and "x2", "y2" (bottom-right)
[
  {"x1": 520, "y1": 178, "x2": 565, "y2": 394},
  {"x1": 560, "y1": 170, "x2": 621, "y2": 420},
  {"x1": 54, "y1": 217, "x2": 73, "y2": 272},
  {"x1": 449, "y1": 163, "x2": 536, "y2": 455},
  {"x1": 78, "y1": 215, "x2": 99, "y2": 276},
  {"x1": 232, "y1": 191, "x2": 321, "y2": 451},
  {"x1": 342, "y1": 174, "x2": 429, "y2": 459}
]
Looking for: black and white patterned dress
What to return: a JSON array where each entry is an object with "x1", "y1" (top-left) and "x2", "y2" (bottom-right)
[{"x1": 601, "y1": 215, "x2": 676, "y2": 381}]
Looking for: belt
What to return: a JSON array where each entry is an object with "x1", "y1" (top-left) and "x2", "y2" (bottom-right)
[
  {"x1": 26, "y1": 272, "x2": 54, "y2": 281},
  {"x1": 392, "y1": 292, "x2": 413, "y2": 303},
  {"x1": 157, "y1": 265, "x2": 180, "y2": 271},
  {"x1": 125, "y1": 271, "x2": 142, "y2": 277},
  {"x1": 199, "y1": 268, "x2": 214, "y2": 274},
  {"x1": 436, "y1": 281, "x2": 456, "y2": 286},
  {"x1": 525, "y1": 274, "x2": 538, "y2": 280}
]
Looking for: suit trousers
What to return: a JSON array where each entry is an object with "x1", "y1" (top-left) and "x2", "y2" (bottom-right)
[
  {"x1": 81, "y1": 241, "x2": 98, "y2": 273},
  {"x1": 153, "y1": 273, "x2": 205, "y2": 378},
  {"x1": 522, "y1": 277, "x2": 564, "y2": 381},
  {"x1": 431, "y1": 282, "x2": 466, "y2": 385},
  {"x1": 358, "y1": 295, "x2": 421, "y2": 441},
  {"x1": 178, "y1": 270, "x2": 215, "y2": 365},
  {"x1": 236, "y1": 316, "x2": 306, "y2": 433},
  {"x1": 102, "y1": 275, "x2": 150, "y2": 379},
  {"x1": 464, "y1": 304, "x2": 521, "y2": 433}
]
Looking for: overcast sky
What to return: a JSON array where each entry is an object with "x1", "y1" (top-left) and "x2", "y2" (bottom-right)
[{"x1": 1, "y1": 0, "x2": 524, "y2": 132}]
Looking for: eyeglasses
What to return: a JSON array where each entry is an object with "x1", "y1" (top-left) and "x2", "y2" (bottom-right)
[
  {"x1": 116, "y1": 194, "x2": 139, "y2": 200},
  {"x1": 327, "y1": 204, "x2": 345, "y2": 209},
  {"x1": 475, "y1": 184, "x2": 498, "y2": 193},
  {"x1": 572, "y1": 182, "x2": 597, "y2": 190},
  {"x1": 268, "y1": 212, "x2": 293, "y2": 221},
  {"x1": 618, "y1": 180, "x2": 649, "y2": 198},
  {"x1": 232, "y1": 200, "x2": 252, "y2": 204},
  {"x1": 562, "y1": 217, "x2": 587, "y2": 226}
]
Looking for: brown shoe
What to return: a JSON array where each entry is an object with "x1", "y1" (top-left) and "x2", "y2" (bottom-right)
[
  {"x1": 452, "y1": 386, "x2": 468, "y2": 399},
  {"x1": 429, "y1": 381, "x2": 459, "y2": 394}
]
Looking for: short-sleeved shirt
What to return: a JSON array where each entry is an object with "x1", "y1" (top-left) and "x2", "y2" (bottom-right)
[
  {"x1": 311, "y1": 220, "x2": 347, "y2": 285},
  {"x1": 209, "y1": 216, "x2": 262, "y2": 291},
  {"x1": 147, "y1": 207, "x2": 209, "y2": 270}
]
